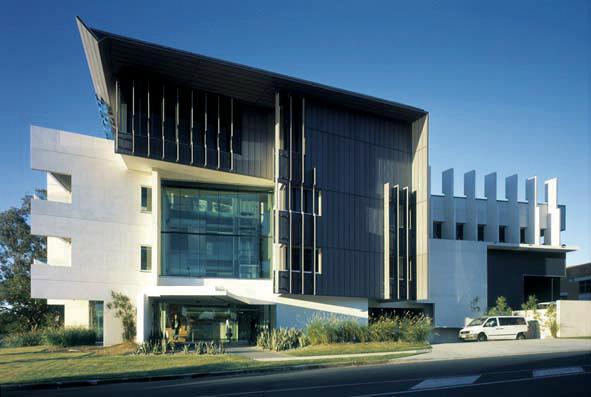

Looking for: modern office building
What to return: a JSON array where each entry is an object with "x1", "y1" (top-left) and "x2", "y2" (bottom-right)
[
  {"x1": 29, "y1": 18, "x2": 574, "y2": 344},
  {"x1": 30, "y1": 18, "x2": 429, "y2": 345}
]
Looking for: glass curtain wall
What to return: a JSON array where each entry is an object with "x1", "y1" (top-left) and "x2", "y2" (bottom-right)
[{"x1": 161, "y1": 185, "x2": 272, "y2": 279}]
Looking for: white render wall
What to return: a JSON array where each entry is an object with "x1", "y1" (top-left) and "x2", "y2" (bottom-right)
[
  {"x1": 31, "y1": 126, "x2": 370, "y2": 345},
  {"x1": 428, "y1": 239, "x2": 488, "y2": 327},
  {"x1": 30, "y1": 126, "x2": 156, "y2": 345}
]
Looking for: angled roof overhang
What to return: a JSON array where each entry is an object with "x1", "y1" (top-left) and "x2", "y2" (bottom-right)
[{"x1": 76, "y1": 16, "x2": 427, "y2": 132}]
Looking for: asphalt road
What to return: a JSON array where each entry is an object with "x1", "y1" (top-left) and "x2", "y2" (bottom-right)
[{"x1": 6, "y1": 350, "x2": 591, "y2": 397}]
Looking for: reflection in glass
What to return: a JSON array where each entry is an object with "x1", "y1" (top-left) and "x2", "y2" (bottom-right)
[{"x1": 161, "y1": 186, "x2": 272, "y2": 279}]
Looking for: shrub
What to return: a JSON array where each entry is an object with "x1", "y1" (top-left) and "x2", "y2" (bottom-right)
[
  {"x1": 486, "y1": 296, "x2": 512, "y2": 316},
  {"x1": 305, "y1": 317, "x2": 369, "y2": 345},
  {"x1": 106, "y1": 291, "x2": 136, "y2": 342},
  {"x1": 257, "y1": 327, "x2": 305, "y2": 351},
  {"x1": 368, "y1": 316, "x2": 400, "y2": 342},
  {"x1": 398, "y1": 314, "x2": 432, "y2": 343},
  {"x1": 367, "y1": 314, "x2": 432, "y2": 344},
  {"x1": 521, "y1": 295, "x2": 538, "y2": 311},
  {"x1": 544, "y1": 303, "x2": 559, "y2": 338},
  {"x1": 43, "y1": 327, "x2": 96, "y2": 347},
  {"x1": 2, "y1": 329, "x2": 44, "y2": 347}
]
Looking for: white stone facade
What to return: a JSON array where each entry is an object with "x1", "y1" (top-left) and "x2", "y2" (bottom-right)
[{"x1": 30, "y1": 126, "x2": 368, "y2": 345}]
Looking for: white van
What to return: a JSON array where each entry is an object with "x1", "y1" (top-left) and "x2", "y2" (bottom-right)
[{"x1": 459, "y1": 316, "x2": 528, "y2": 341}]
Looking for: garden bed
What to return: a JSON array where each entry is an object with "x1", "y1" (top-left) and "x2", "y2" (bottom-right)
[{"x1": 286, "y1": 341, "x2": 430, "y2": 356}]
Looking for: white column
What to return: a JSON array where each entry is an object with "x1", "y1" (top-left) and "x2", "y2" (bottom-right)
[
  {"x1": 484, "y1": 172, "x2": 499, "y2": 242},
  {"x1": 152, "y1": 170, "x2": 161, "y2": 284},
  {"x1": 525, "y1": 176, "x2": 540, "y2": 244},
  {"x1": 136, "y1": 293, "x2": 145, "y2": 343},
  {"x1": 505, "y1": 174, "x2": 520, "y2": 244},
  {"x1": 383, "y1": 183, "x2": 390, "y2": 299},
  {"x1": 464, "y1": 170, "x2": 477, "y2": 241},
  {"x1": 544, "y1": 178, "x2": 560, "y2": 246},
  {"x1": 442, "y1": 168, "x2": 455, "y2": 239}
]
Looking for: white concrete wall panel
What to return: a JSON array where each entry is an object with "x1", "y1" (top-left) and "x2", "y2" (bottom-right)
[
  {"x1": 30, "y1": 126, "x2": 155, "y2": 345},
  {"x1": 557, "y1": 300, "x2": 591, "y2": 337},
  {"x1": 505, "y1": 174, "x2": 520, "y2": 244},
  {"x1": 442, "y1": 168, "x2": 455, "y2": 239},
  {"x1": 463, "y1": 170, "x2": 477, "y2": 241},
  {"x1": 484, "y1": 173, "x2": 499, "y2": 242},
  {"x1": 428, "y1": 239, "x2": 488, "y2": 328},
  {"x1": 544, "y1": 178, "x2": 561, "y2": 246}
]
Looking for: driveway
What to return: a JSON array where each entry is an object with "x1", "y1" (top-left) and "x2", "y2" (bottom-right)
[{"x1": 399, "y1": 338, "x2": 591, "y2": 362}]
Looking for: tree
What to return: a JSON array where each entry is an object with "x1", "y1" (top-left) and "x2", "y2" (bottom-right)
[
  {"x1": 106, "y1": 291, "x2": 136, "y2": 342},
  {"x1": 521, "y1": 294, "x2": 538, "y2": 311},
  {"x1": 486, "y1": 296, "x2": 512, "y2": 316},
  {"x1": 0, "y1": 194, "x2": 50, "y2": 331}
]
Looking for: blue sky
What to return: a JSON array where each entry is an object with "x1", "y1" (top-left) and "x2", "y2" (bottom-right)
[{"x1": 0, "y1": 0, "x2": 589, "y2": 264}]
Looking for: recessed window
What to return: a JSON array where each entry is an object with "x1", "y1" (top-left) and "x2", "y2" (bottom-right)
[
  {"x1": 433, "y1": 222, "x2": 442, "y2": 239},
  {"x1": 291, "y1": 247, "x2": 301, "y2": 271},
  {"x1": 141, "y1": 245, "x2": 152, "y2": 271},
  {"x1": 499, "y1": 226, "x2": 506, "y2": 243},
  {"x1": 141, "y1": 186, "x2": 152, "y2": 212},
  {"x1": 304, "y1": 248, "x2": 313, "y2": 272},
  {"x1": 456, "y1": 223, "x2": 464, "y2": 240},
  {"x1": 520, "y1": 227, "x2": 526, "y2": 244},
  {"x1": 477, "y1": 224, "x2": 485, "y2": 241}
]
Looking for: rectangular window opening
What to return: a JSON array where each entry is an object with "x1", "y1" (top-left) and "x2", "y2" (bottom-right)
[
  {"x1": 456, "y1": 223, "x2": 464, "y2": 240},
  {"x1": 141, "y1": 186, "x2": 152, "y2": 212},
  {"x1": 141, "y1": 245, "x2": 152, "y2": 271}
]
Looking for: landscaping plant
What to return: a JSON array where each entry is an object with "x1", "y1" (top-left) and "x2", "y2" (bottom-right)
[
  {"x1": 544, "y1": 303, "x2": 559, "y2": 338},
  {"x1": 486, "y1": 296, "x2": 512, "y2": 316},
  {"x1": 257, "y1": 327, "x2": 306, "y2": 351},
  {"x1": 43, "y1": 327, "x2": 96, "y2": 347},
  {"x1": 106, "y1": 291, "x2": 136, "y2": 342}
]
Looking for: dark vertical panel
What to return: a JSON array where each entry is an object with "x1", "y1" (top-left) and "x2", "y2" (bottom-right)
[{"x1": 304, "y1": 100, "x2": 412, "y2": 299}]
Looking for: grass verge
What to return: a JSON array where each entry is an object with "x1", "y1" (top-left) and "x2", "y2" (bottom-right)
[
  {"x1": 286, "y1": 342, "x2": 430, "y2": 356},
  {"x1": 0, "y1": 345, "x2": 422, "y2": 385}
]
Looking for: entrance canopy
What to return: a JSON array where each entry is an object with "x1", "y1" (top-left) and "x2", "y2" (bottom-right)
[{"x1": 142, "y1": 285, "x2": 275, "y2": 306}]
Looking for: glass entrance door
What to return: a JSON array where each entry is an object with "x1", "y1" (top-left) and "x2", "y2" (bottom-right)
[{"x1": 155, "y1": 300, "x2": 274, "y2": 344}]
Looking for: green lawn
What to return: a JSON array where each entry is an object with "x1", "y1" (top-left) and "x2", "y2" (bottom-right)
[
  {"x1": 287, "y1": 342, "x2": 430, "y2": 356},
  {"x1": 0, "y1": 345, "x2": 423, "y2": 385}
]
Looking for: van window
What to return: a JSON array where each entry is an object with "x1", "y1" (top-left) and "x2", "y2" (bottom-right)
[
  {"x1": 484, "y1": 318, "x2": 497, "y2": 327},
  {"x1": 516, "y1": 317, "x2": 526, "y2": 325},
  {"x1": 499, "y1": 317, "x2": 511, "y2": 326}
]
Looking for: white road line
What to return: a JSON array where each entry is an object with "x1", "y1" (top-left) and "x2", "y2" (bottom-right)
[
  {"x1": 351, "y1": 372, "x2": 589, "y2": 397},
  {"x1": 533, "y1": 366, "x2": 584, "y2": 378},
  {"x1": 411, "y1": 375, "x2": 480, "y2": 390}
]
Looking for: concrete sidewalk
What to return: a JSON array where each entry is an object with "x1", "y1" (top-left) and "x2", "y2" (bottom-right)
[
  {"x1": 227, "y1": 339, "x2": 590, "y2": 363},
  {"x1": 398, "y1": 338, "x2": 591, "y2": 362}
]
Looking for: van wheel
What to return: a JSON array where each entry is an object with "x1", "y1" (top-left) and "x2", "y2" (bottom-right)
[
  {"x1": 477, "y1": 333, "x2": 487, "y2": 342},
  {"x1": 517, "y1": 333, "x2": 526, "y2": 340}
]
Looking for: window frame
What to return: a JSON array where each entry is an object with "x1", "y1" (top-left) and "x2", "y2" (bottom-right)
[
  {"x1": 140, "y1": 245, "x2": 152, "y2": 272},
  {"x1": 141, "y1": 186, "x2": 153, "y2": 213}
]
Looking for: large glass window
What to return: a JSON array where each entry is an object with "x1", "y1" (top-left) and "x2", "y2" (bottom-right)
[
  {"x1": 89, "y1": 301, "x2": 104, "y2": 345},
  {"x1": 161, "y1": 186, "x2": 272, "y2": 279}
]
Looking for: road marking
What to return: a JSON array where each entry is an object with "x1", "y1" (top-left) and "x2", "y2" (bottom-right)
[
  {"x1": 533, "y1": 366, "x2": 584, "y2": 378},
  {"x1": 411, "y1": 375, "x2": 480, "y2": 390},
  {"x1": 352, "y1": 372, "x2": 589, "y2": 397}
]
